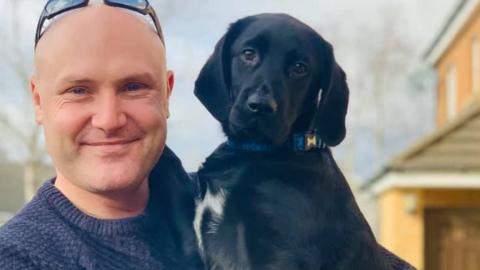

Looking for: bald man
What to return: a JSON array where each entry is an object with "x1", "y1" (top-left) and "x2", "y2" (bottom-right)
[{"x1": 0, "y1": 2, "x2": 201, "y2": 269}]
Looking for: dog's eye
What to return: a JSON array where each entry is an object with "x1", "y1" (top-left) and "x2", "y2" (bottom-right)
[
  {"x1": 292, "y1": 62, "x2": 309, "y2": 76},
  {"x1": 241, "y1": 49, "x2": 257, "y2": 63}
]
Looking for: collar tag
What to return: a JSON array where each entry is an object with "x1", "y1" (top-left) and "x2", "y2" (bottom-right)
[
  {"x1": 305, "y1": 133, "x2": 318, "y2": 150},
  {"x1": 292, "y1": 131, "x2": 326, "y2": 152}
]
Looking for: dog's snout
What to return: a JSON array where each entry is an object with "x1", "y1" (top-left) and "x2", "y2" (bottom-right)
[{"x1": 246, "y1": 94, "x2": 277, "y2": 114}]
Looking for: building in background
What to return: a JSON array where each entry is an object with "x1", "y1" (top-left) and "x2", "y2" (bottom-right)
[
  {"x1": 366, "y1": 0, "x2": 480, "y2": 269},
  {"x1": 0, "y1": 161, "x2": 54, "y2": 226}
]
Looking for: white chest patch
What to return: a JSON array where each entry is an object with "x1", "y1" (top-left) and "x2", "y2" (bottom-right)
[{"x1": 194, "y1": 187, "x2": 227, "y2": 256}]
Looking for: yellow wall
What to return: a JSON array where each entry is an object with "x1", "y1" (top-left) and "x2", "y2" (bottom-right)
[
  {"x1": 436, "y1": 4, "x2": 480, "y2": 126},
  {"x1": 379, "y1": 188, "x2": 480, "y2": 270},
  {"x1": 379, "y1": 189, "x2": 424, "y2": 269}
]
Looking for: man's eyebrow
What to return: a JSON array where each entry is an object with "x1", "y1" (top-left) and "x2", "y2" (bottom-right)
[
  {"x1": 113, "y1": 72, "x2": 157, "y2": 84},
  {"x1": 59, "y1": 76, "x2": 96, "y2": 85},
  {"x1": 57, "y1": 72, "x2": 157, "y2": 85}
]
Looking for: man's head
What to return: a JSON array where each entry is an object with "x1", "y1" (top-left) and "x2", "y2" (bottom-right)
[{"x1": 31, "y1": 3, "x2": 173, "y2": 196}]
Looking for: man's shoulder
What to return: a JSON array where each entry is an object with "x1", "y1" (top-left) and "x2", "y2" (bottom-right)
[
  {"x1": 0, "y1": 189, "x2": 71, "y2": 248},
  {"x1": 0, "y1": 197, "x2": 55, "y2": 247},
  {"x1": 0, "y1": 239, "x2": 40, "y2": 270},
  {"x1": 0, "y1": 194, "x2": 76, "y2": 269},
  {"x1": 0, "y1": 205, "x2": 48, "y2": 269},
  {"x1": 0, "y1": 219, "x2": 66, "y2": 270}
]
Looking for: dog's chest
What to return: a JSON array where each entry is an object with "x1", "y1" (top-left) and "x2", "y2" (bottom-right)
[
  {"x1": 193, "y1": 184, "x2": 227, "y2": 251},
  {"x1": 193, "y1": 159, "x2": 333, "y2": 268}
]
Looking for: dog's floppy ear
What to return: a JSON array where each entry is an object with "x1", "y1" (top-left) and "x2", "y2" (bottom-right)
[
  {"x1": 194, "y1": 35, "x2": 230, "y2": 122},
  {"x1": 194, "y1": 17, "x2": 254, "y2": 122},
  {"x1": 312, "y1": 42, "x2": 349, "y2": 147}
]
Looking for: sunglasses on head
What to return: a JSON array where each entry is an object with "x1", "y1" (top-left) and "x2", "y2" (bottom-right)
[{"x1": 35, "y1": 0, "x2": 164, "y2": 48}]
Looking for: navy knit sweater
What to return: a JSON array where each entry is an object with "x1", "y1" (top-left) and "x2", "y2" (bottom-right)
[{"x1": 0, "y1": 147, "x2": 202, "y2": 270}]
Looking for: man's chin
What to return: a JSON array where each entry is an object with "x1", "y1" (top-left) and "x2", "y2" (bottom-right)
[
  {"x1": 86, "y1": 173, "x2": 147, "y2": 195},
  {"x1": 77, "y1": 160, "x2": 145, "y2": 191}
]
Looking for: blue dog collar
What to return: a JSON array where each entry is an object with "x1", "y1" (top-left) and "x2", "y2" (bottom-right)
[
  {"x1": 292, "y1": 132, "x2": 326, "y2": 151},
  {"x1": 227, "y1": 131, "x2": 326, "y2": 152},
  {"x1": 226, "y1": 140, "x2": 276, "y2": 152}
]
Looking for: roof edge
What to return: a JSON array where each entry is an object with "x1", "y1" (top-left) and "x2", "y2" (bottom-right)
[
  {"x1": 368, "y1": 171, "x2": 480, "y2": 195},
  {"x1": 424, "y1": 0, "x2": 479, "y2": 65},
  {"x1": 363, "y1": 101, "x2": 480, "y2": 189},
  {"x1": 392, "y1": 101, "x2": 480, "y2": 165}
]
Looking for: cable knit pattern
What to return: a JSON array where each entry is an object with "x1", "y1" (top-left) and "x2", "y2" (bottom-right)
[{"x1": 0, "y1": 180, "x2": 191, "y2": 270}]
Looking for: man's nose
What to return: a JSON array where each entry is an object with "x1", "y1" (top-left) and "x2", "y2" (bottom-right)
[{"x1": 91, "y1": 94, "x2": 127, "y2": 133}]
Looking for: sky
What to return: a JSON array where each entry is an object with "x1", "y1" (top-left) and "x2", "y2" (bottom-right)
[
  {"x1": 0, "y1": 0, "x2": 458, "y2": 179},
  {"x1": 156, "y1": 0, "x2": 457, "y2": 174}
]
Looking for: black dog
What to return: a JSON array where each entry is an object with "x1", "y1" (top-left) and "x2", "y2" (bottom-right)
[{"x1": 193, "y1": 13, "x2": 412, "y2": 270}]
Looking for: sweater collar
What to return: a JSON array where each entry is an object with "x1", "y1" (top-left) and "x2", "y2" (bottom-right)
[{"x1": 39, "y1": 179, "x2": 157, "y2": 236}]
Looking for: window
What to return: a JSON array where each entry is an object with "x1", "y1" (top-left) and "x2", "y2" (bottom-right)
[
  {"x1": 472, "y1": 36, "x2": 480, "y2": 94},
  {"x1": 446, "y1": 65, "x2": 457, "y2": 120}
]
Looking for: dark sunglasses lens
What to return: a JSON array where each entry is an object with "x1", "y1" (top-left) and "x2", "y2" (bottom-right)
[
  {"x1": 107, "y1": 0, "x2": 148, "y2": 9},
  {"x1": 45, "y1": 0, "x2": 85, "y2": 14}
]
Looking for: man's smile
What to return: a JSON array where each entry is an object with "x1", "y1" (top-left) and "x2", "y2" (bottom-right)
[{"x1": 80, "y1": 138, "x2": 141, "y2": 155}]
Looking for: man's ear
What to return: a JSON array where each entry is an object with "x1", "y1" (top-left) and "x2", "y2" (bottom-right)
[
  {"x1": 194, "y1": 17, "x2": 255, "y2": 122},
  {"x1": 30, "y1": 75, "x2": 43, "y2": 125},
  {"x1": 165, "y1": 70, "x2": 174, "y2": 119},
  {"x1": 166, "y1": 70, "x2": 174, "y2": 99}
]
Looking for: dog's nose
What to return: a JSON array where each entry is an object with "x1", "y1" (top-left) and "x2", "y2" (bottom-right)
[{"x1": 246, "y1": 94, "x2": 277, "y2": 114}]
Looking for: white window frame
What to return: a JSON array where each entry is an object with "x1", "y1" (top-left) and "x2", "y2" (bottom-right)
[
  {"x1": 446, "y1": 65, "x2": 457, "y2": 120},
  {"x1": 472, "y1": 36, "x2": 480, "y2": 94}
]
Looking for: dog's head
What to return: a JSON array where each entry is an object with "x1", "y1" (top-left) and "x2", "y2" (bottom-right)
[{"x1": 195, "y1": 13, "x2": 349, "y2": 146}]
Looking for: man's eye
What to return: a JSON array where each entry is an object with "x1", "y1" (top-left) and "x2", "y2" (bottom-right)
[
  {"x1": 123, "y1": 82, "x2": 147, "y2": 92},
  {"x1": 67, "y1": 87, "x2": 88, "y2": 95},
  {"x1": 241, "y1": 49, "x2": 258, "y2": 64}
]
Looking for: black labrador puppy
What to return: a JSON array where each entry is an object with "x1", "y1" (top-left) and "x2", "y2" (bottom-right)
[{"x1": 193, "y1": 13, "x2": 412, "y2": 270}]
